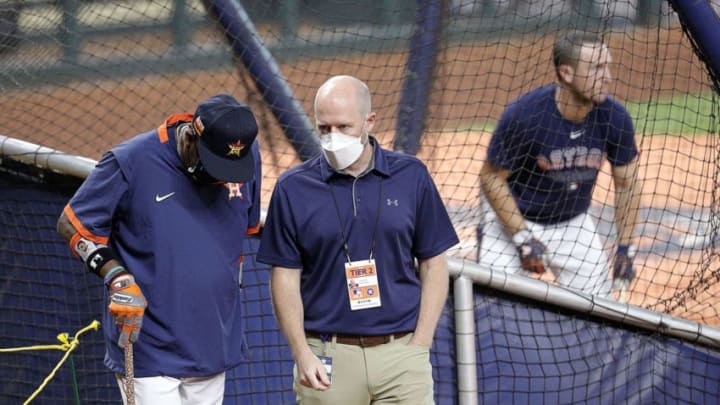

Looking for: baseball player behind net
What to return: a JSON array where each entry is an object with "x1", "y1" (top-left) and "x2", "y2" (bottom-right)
[{"x1": 477, "y1": 30, "x2": 642, "y2": 299}]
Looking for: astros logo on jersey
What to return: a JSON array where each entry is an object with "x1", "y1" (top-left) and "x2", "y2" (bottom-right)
[
  {"x1": 227, "y1": 141, "x2": 245, "y2": 157},
  {"x1": 225, "y1": 182, "x2": 244, "y2": 200}
]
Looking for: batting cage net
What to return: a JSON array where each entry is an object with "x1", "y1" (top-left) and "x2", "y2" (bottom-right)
[{"x1": 1, "y1": 0, "x2": 719, "y2": 403}]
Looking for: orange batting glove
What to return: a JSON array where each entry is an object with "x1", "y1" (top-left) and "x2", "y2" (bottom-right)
[{"x1": 107, "y1": 273, "x2": 147, "y2": 348}]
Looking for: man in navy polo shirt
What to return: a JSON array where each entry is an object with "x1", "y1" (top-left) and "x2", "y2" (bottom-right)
[
  {"x1": 257, "y1": 75, "x2": 459, "y2": 404},
  {"x1": 56, "y1": 94, "x2": 262, "y2": 404}
]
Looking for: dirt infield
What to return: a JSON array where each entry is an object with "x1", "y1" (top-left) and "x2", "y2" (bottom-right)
[
  {"x1": 1, "y1": 25, "x2": 717, "y2": 325},
  {"x1": 0, "y1": 27, "x2": 704, "y2": 157}
]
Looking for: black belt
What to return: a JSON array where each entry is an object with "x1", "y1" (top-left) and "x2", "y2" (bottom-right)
[{"x1": 306, "y1": 331, "x2": 412, "y2": 348}]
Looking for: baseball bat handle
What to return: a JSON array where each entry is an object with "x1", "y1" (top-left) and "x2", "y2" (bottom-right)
[{"x1": 124, "y1": 343, "x2": 135, "y2": 405}]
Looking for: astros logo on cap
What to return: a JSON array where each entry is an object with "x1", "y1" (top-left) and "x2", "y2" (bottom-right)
[{"x1": 227, "y1": 140, "x2": 245, "y2": 156}]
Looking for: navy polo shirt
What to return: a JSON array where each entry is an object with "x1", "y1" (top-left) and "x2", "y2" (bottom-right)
[
  {"x1": 257, "y1": 137, "x2": 459, "y2": 335},
  {"x1": 65, "y1": 115, "x2": 262, "y2": 377}
]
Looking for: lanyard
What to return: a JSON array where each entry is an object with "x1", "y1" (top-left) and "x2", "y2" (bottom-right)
[{"x1": 328, "y1": 176, "x2": 383, "y2": 264}]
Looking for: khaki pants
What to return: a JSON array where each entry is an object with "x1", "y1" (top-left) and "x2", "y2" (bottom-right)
[{"x1": 295, "y1": 333, "x2": 434, "y2": 405}]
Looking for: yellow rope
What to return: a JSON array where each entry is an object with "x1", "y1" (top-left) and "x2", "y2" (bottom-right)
[{"x1": 0, "y1": 320, "x2": 100, "y2": 404}]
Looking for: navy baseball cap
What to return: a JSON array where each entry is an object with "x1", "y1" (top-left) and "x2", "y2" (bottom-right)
[{"x1": 192, "y1": 94, "x2": 258, "y2": 183}]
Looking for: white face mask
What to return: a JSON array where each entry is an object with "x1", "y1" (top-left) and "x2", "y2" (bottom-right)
[{"x1": 320, "y1": 131, "x2": 366, "y2": 170}]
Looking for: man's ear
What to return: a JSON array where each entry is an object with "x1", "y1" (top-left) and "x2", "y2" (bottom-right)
[
  {"x1": 557, "y1": 64, "x2": 574, "y2": 85},
  {"x1": 364, "y1": 111, "x2": 376, "y2": 133}
]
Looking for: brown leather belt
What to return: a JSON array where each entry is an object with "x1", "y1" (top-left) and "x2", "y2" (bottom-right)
[{"x1": 306, "y1": 331, "x2": 411, "y2": 348}]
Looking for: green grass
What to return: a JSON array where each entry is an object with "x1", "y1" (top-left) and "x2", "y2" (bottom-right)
[
  {"x1": 456, "y1": 92, "x2": 717, "y2": 135},
  {"x1": 625, "y1": 93, "x2": 716, "y2": 135},
  {"x1": 455, "y1": 121, "x2": 497, "y2": 133}
]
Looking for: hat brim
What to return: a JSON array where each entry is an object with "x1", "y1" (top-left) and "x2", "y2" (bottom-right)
[{"x1": 197, "y1": 140, "x2": 255, "y2": 183}]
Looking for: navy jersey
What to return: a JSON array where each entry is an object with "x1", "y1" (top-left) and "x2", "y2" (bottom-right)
[
  {"x1": 64, "y1": 114, "x2": 261, "y2": 377},
  {"x1": 257, "y1": 138, "x2": 459, "y2": 335},
  {"x1": 486, "y1": 85, "x2": 637, "y2": 223}
]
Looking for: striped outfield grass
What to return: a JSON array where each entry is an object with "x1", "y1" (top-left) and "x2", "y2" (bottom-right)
[{"x1": 458, "y1": 92, "x2": 717, "y2": 136}]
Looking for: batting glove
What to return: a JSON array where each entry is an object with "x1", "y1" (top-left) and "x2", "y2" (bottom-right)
[
  {"x1": 512, "y1": 229, "x2": 547, "y2": 274},
  {"x1": 107, "y1": 273, "x2": 147, "y2": 348},
  {"x1": 612, "y1": 244, "x2": 636, "y2": 289}
]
